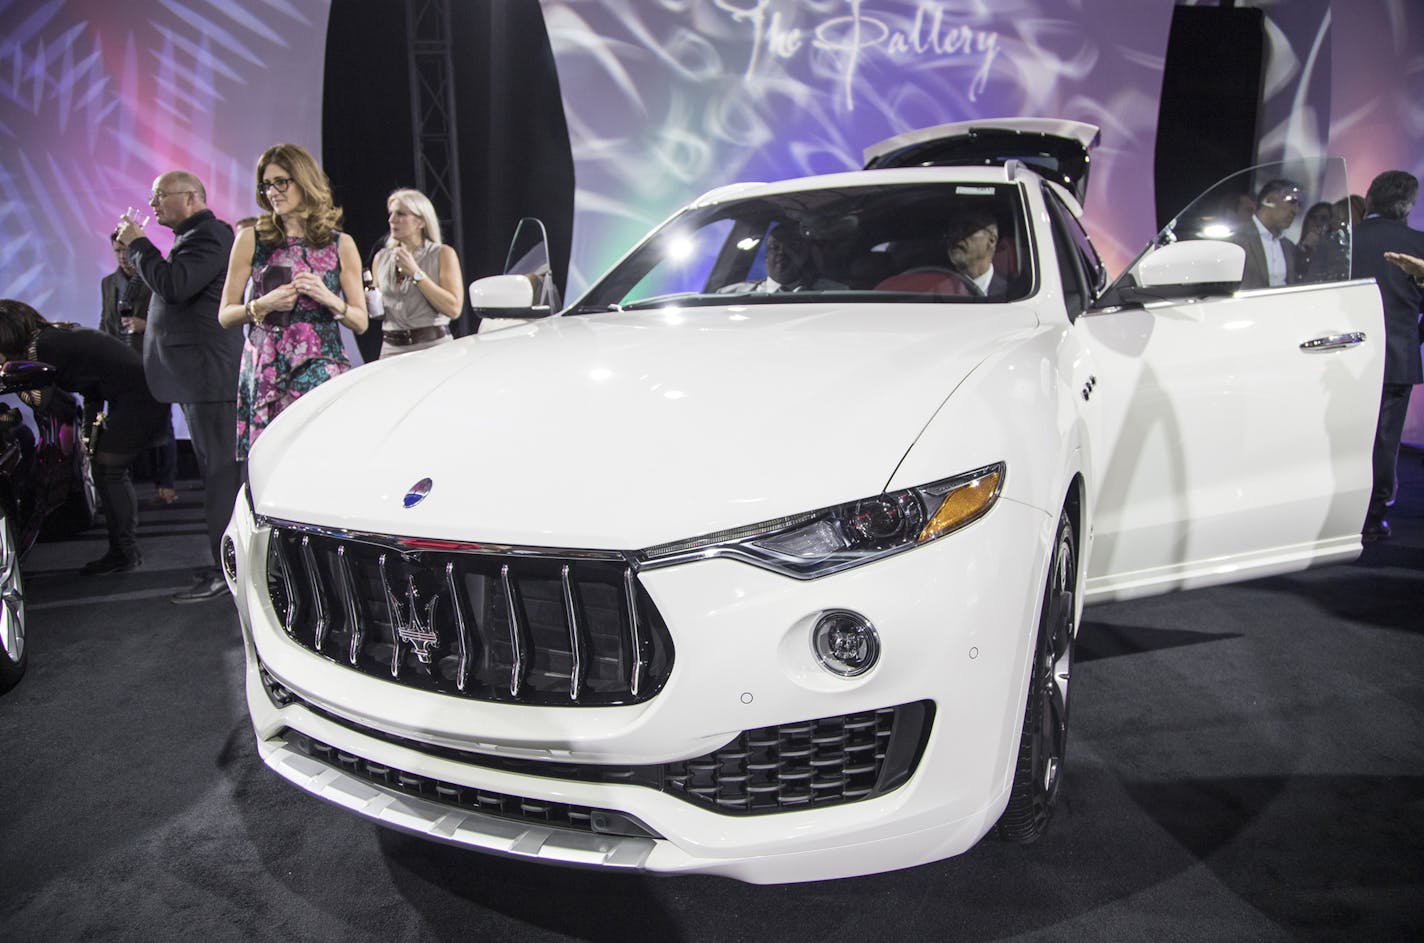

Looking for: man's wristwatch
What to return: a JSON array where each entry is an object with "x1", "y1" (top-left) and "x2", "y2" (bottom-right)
[{"x1": 411, "y1": 270, "x2": 426, "y2": 283}]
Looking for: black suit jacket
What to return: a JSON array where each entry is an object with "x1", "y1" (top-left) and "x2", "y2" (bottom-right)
[
  {"x1": 1351, "y1": 216, "x2": 1424, "y2": 385},
  {"x1": 99, "y1": 268, "x2": 151, "y2": 355},
  {"x1": 126, "y1": 208, "x2": 243, "y2": 403}
]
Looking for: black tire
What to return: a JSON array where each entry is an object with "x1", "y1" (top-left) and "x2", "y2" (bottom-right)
[
  {"x1": 997, "y1": 508, "x2": 1076, "y2": 843},
  {"x1": 0, "y1": 511, "x2": 27, "y2": 695}
]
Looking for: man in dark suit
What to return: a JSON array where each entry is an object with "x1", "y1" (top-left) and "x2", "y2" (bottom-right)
[
  {"x1": 115, "y1": 170, "x2": 244, "y2": 601},
  {"x1": 99, "y1": 234, "x2": 151, "y2": 352},
  {"x1": 1231, "y1": 178, "x2": 1302, "y2": 289},
  {"x1": 100, "y1": 232, "x2": 179, "y2": 507},
  {"x1": 1351, "y1": 170, "x2": 1424, "y2": 540}
]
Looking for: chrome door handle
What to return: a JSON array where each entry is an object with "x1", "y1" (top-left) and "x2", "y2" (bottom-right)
[{"x1": 1299, "y1": 331, "x2": 1367, "y2": 352}]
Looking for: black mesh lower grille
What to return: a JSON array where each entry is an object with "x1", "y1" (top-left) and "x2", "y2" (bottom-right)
[
  {"x1": 262, "y1": 665, "x2": 932, "y2": 816},
  {"x1": 282, "y1": 730, "x2": 662, "y2": 839}
]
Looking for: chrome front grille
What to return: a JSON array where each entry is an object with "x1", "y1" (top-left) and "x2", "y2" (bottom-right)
[{"x1": 263, "y1": 524, "x2": 673, "y2": 705}]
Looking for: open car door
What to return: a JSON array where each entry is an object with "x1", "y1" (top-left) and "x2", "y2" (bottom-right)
[{"x1": 1071, "y1": 156, "x2": 1384, "y2": 600}]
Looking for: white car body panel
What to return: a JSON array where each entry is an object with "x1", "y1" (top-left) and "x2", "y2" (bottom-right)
[
  {"x1": 227, "y1": 129, "x2": 1385, "y2": 883},
  {"x1": 249, "y1": 302, "x2": 1037, "y2": 548},
  {"x1": 230, "y1": 489, "x2": 1050, "y2": 883},
  {"x1": 1082, "y1": 279, "x2": 1383, "y2": 600}
]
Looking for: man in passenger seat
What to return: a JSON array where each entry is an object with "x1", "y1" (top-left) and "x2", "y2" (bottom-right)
[
  {"x1": 875, "y1": 208, "x2": 1009, "y2": 298},
  {"x1": 946, "y1": 209, "x2": 1009, "y2": 298}
]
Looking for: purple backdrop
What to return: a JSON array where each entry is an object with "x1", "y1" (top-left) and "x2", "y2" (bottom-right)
[{"x1": 0, "y1": 1, "x2": 1420, "y2": 353}]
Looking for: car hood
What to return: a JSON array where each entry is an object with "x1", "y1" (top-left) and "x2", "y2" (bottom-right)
[{"x1": 249, "y1": 303, "x2": 1037, "y2": 549}]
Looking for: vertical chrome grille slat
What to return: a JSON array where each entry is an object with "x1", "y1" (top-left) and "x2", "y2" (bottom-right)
[
  {"x1": 334, "y1": 545, "x2": 363, "y2": 666},
  {"x1": 379, "y1": 553, "x2": 403, "y2": 679},
  {"x1": 561, "y1": 564, "x2": 584, "y2": 701},
  {"x1": 623, "y1": 566, "x2": 645, "y2": 698},
  {"x1": 300, "y1": 535, "x2": 329, "y2": 652},
  {"x1": 264, "y1": 527, "x2": 671, "y2": 705},
  {"x1": 500, "y1": 564, "x2": 526, "y2": 697},
  {"x1": 270, "y1": 533, "x2": 299, "y2": 635},
  {"x1": 444, "y1": 561, "x2": 473, "y2": 691}
]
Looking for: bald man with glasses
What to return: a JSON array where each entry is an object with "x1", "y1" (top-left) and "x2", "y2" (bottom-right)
[{"x1": 115, "y1": 171, "x2": 244, "y2": 603}]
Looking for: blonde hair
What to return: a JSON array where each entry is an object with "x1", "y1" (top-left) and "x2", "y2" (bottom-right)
[
  {"x1": 385, "y1": 188, "x2": 443, "y2": 247},
  {"x1": 252, "y1": 143, "x2": 343, "y2": 247}
]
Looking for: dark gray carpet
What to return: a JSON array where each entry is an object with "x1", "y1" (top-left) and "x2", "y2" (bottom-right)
[{"x1": 2, "y1": 456, "x2": 1421, "y2": 942}]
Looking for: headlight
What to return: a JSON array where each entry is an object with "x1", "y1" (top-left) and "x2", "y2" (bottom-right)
[{"x1": 638, "y1": 462, "x2": 1003, "y2": 579}]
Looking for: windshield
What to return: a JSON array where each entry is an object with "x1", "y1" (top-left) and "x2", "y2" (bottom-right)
[
  {"x1": 1107, "y1": 156, "x2": 1352, "y2": 297},
  {"x1": 573, "y1": 183, "x2": 1033, "y2": 311}
]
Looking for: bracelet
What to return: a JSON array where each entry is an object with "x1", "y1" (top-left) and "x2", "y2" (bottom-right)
[{"x1": 244, "y1": 300, "x2": 256, "y2": 323}]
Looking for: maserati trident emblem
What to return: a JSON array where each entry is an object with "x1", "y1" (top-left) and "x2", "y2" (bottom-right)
[
  {"x1": 378, "y1": 555, "x2": 442, "y2": 675},
  {"x1": 397, "y1": 577, "x2": 441, "y2": 669},
  {"x1": 404, "y1": 477, "x2": 433, "y2": 508}
]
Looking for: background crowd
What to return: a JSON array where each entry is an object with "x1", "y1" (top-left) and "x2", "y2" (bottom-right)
[{"x1": 0, "y1": 144, "x2": 467, "y2": 602}]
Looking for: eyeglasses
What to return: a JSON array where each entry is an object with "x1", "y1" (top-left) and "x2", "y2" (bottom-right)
[
  {"x1": 260, "y1": 176, "x2": 293, "y2": 194},
  {"x1": 149, "y1": 189, "x2": 194, "y2": 202},
  {"x1": 1264, "y1": 194, "x2": 1302, "y2": 207}
]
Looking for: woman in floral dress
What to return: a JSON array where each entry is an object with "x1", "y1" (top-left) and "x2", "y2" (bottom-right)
[{"x1": 218, "y1": 143, "x2": 367, "y2": 459}]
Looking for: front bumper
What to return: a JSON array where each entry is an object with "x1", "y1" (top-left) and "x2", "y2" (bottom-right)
[{"x1": 226, "y1": 488, "x2": 1053, "y2": 883}]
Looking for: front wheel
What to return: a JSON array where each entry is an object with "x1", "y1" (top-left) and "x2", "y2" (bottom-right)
[
  {"x1": 997, "y1": 508, "x2": 1076, "y2": 843},
  {"x1": 0, "y1": 510, "x2": 28, "y2": 695}
]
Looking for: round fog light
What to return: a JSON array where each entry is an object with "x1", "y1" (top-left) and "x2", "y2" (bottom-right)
[
  {"x1": 221, "y1": 535, "x2": 238, "y2": 582},
  {"x1": 812, "y1": 610, "x2": 880, "y2": 677}
]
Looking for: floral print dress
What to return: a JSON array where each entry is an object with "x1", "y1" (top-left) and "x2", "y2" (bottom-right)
[{"x1": 236, "y1": 235, "x2": 351, "y2": 459}]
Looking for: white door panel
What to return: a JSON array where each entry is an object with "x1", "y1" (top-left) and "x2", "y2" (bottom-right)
[{"x1": 1081, "y1": 279, "x2": 1384, "y2": 600}]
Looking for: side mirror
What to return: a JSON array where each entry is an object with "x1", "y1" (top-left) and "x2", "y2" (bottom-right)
[
  {"x1": 469, "y1": 274, "x2": 551, "y2": 335},
  {"x1": 1136, "y1": 239, "x2": 1245, "y2": 287},
  {"x1": 1100, "y1": 240, "x2": 1245, "y2": 307},
  {"x1": 469, "y1": 273, "x2": 551, "y2": 318},
  {"x1": 0, "y1": 361, "x2": 57, "y2": 395}
]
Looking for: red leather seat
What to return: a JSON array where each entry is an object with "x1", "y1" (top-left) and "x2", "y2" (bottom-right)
[{"x1": 874, "y1": 268, "x2": 971, "y2": 295}]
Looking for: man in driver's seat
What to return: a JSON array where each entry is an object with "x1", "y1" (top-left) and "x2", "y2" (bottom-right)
[{"x1": 723, "y1": 223, "x2": 845, "y2": 293}]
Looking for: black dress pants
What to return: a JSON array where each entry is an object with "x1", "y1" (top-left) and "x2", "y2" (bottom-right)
[
  {"x1": 179, "y1": 400, "x2": 242, "y2": 570},
  {"x1": 1369, "y1": 382, "x2": 1415, "y2": 522},
  {"x1": 93, "y1": 451, "x2": 138, "y2": 556}
]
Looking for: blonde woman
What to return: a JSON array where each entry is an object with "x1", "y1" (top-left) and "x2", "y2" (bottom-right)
[
  {"x1": 370, "y1": 189, "x2": 464, "y2": 357},
  {"x1": 218, "y1": 144, "x2": 367, "y2": 459}
]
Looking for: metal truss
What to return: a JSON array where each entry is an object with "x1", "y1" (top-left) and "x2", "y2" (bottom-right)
[{"x1": 405, "y1": 0, "x2": 463, "y2": 254}]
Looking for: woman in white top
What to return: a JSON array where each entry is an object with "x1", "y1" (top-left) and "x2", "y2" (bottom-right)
[{"x1": 370, "y1": 189, "x2": 464, "y2": 357}]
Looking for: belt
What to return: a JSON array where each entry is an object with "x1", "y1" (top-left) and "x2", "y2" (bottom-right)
[
  {"x1": 259, "y1": 308, "x2": 297, "y2": 328},
  {"x1": 383, "y1": 325, "x2": 450, "y2": 346}
]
